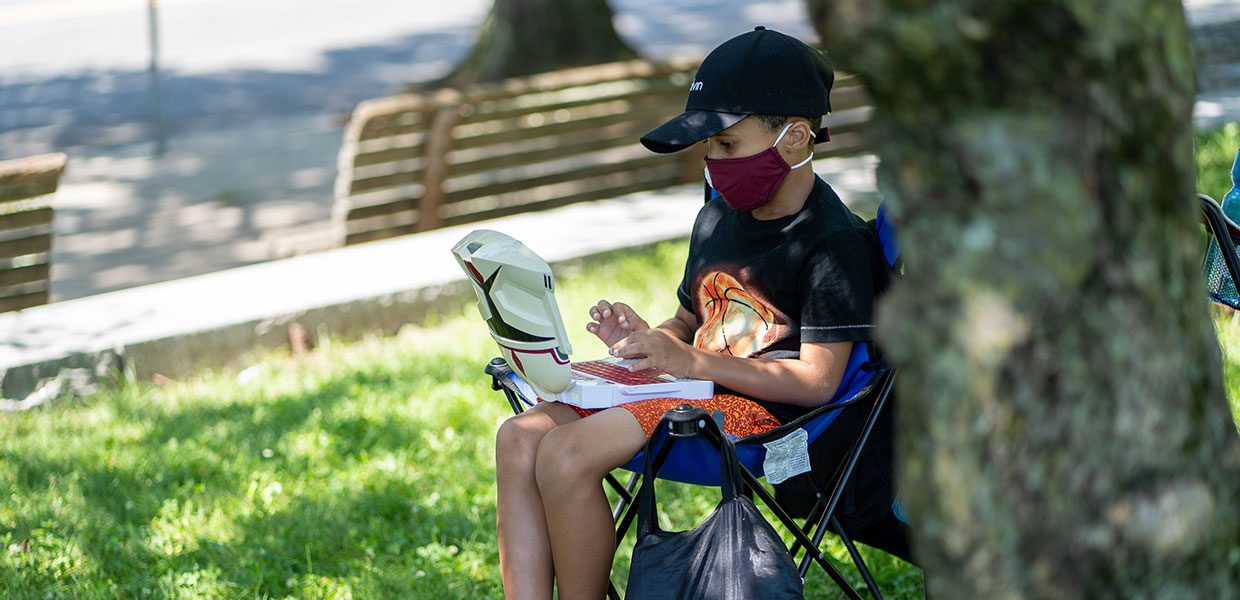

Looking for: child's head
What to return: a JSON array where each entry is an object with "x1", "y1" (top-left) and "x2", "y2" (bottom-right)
[
  {"x1": 640, "y1": 26, "x2": 833, "y2": 156},
  {"x1": 641, "y1": 27, "x2": 833, "y2": 210}
]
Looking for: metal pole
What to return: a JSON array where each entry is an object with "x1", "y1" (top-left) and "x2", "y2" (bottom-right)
[{"x1": 147, "y1": 0, "x2": 167, "y2": 157}]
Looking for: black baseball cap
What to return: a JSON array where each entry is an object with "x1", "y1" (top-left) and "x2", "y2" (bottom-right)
[{"x1": 640, "y1": 26, "x2": 834, "y2": 154}]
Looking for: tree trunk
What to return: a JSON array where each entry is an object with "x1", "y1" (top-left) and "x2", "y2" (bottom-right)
[
  {"x1": 449, "y1": 0, "x2": 637, "y2": 85},
  {"x1": 812, "y1": 0, "x2": 1240, "y2": 596}
]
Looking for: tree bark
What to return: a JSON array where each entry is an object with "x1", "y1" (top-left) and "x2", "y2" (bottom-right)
[
  {"x1": 813, "y1": 0, "x2": 1240, "y2": 596},
  {"x1": 448, "y1": 0, "x2": 637, "y2": 85}
]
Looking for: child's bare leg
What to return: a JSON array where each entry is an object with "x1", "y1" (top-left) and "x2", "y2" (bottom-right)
[
  {"x1": 495, "y1": 402, "x2": 582, "y2": 600},
  {"x1": 535, "y1": 408, "x2": 646, "y2": 600}
]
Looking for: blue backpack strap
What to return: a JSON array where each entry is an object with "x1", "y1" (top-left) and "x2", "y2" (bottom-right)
[{"x1": 874, "y1": 203, "x2": 900, "y2": 270}]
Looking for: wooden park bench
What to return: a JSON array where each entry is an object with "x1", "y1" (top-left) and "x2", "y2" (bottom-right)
[
  {"x1": 0, "y1": 153, "x2": 67, "y2": 312},
  {"x1": 333, "y1": 59, "x2": 873, "y2": 246}
]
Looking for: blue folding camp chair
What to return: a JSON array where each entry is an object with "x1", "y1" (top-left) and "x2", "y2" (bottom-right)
[
  {"x1": 485, "y1": 201, "x2": 913, "y2": 599},
  {"x1": 1201, "y1": 193, "x2": 1240, "y2": 309}
]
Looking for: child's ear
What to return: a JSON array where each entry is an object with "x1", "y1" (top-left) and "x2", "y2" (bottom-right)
[{"x1": 785, "y1": 119, "x2": 813, "y2": 150}]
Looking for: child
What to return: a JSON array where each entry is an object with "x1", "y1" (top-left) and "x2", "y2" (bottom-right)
[{"x1": 493, "y1": 26, "x2": 890, "y2": 600}]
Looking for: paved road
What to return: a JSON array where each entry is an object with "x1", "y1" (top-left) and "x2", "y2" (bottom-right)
[{"x1": 0, "y1": 0, "x2": 1234, "y2": 300}]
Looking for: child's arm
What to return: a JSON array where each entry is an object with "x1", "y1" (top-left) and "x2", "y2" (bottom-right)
[
  {"x1": 611, "y1": 332, "x2": 852, "y2": 406},
  {"x1": 654, "y1": 306, "x2": 698, "y2": 344}
]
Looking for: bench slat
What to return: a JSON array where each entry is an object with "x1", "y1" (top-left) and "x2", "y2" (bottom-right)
[
  {"x1": 344, "y1": 196, "x2": 420, "y2": 223},
  {"x1": 358, "y1": 119, "x2": 431, "y2": 144},
  {"x1": 813, "y1": 130, "x2": 870, "y2": 159},
  {"x1": 347, "y1": 165, "x2": 426, "y2": 197},
  {"x1": 0, "y1": 153, "x2": 68, "y2": 204},
  {"x1": 0, "y1": 233, "x2": 52, "y2": 260},
  {"x1": 441, "y1": 166, "x2": 684, "y2": 227},
  {"x1": 444, "y1": 154, "x2": 677, "y2": 204},
  {"x1": 350, "y1": 139, "x2": 428, "y2": 169},
  {"x1": 447, "y1": 121, "x2": 652, "y2": 178},
  {"x1": 355, "y1": 95, "x2": 450, "y2": 141},
  {"x1": 830, "y1": 84, "x2": 870, "y2": 112},
  {"x1": 446, "y1": 59, "x2": 697, "y2": 105},
  {"x1": 0, "y1": 263, "x2": 50, "y2": 288},
  {"x1": 0, "y1": 206, "x2": 54, "y2": 232},
  {"x1": 459, "y1": 80, "x2": 685, "y2": 125},
  {"x1": 356, "y1": 63, "x2": 673, "y2": 138},
  {"x1": 0, "y1": 180, "x2": 59, "y2": 204},
  {"x1": 0, "y1": 289, "x2": 49, "y2": 313},
  {"x1": 356, "y1": 70, "x2": 686, "y2": 142},
  {"x1": 451, "y1": 102, "x2": 677, "y2": 151}
]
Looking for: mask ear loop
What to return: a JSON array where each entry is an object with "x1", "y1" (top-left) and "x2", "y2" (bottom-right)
[{"x1": 775, "y1": 122, "x2": 815, "y2": 170}]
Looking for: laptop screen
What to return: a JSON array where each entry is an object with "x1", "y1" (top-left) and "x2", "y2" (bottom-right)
[{"x1": 452, "y1": 230, "x2": 575, "y2": 394}]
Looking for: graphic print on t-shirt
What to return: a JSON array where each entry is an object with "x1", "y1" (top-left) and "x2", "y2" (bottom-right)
[{"x1": 692, "y1": 271, "x2": 781, "y2": 357}]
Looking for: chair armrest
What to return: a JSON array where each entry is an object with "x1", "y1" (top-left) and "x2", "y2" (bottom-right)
[{"x1": 1201, "y1": 193, "x2": 1240, "y2": 241}]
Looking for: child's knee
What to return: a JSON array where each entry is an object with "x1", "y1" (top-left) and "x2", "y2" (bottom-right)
[
  {"x1": 534, "y1": 427, "x2": 595, "y2": 494},
  {"x1": 495, "y1": 414, "x2": 549, "y2": 473}
]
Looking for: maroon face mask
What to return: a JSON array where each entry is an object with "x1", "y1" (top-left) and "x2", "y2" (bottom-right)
[{"x1": 704, "y1": 122, "x2": 814, "y2": 212}]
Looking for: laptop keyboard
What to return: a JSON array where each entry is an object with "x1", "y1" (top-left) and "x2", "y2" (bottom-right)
[{"x1": 572, "y1": 360, "x2": 669, "y2": 385}]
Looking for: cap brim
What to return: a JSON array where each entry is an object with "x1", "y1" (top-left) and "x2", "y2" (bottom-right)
[{"x1": 639, "y1": 110, "x2": 746, "y2": 154}]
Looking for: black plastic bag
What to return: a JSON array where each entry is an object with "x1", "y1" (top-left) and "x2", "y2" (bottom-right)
[{"x1": 625, "y1": 417, "x2": 804, "y2": 600}]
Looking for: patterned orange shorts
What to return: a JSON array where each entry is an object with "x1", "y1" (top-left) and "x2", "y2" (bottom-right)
[{"x1": 557, "y1": 393, "x2": 782, "y2": 439}]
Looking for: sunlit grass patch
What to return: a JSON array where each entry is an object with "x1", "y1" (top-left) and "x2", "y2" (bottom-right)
[
  {"x1": 1196, "y1": 121, "x2": 1240, "y2": 202},
  {"x1": 1211, "y1": 309, "x2": 1240, "y2": 425}
]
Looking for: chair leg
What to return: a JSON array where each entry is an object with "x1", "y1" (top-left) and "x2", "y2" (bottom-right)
[
  {"x1": 832, "y1": 515, "x2": 885, "y2": 600},
  {"x1": 606, "y1": 472, "x2": 640, "y2": 522},
  {"x1": 793, "y1": 499, "x2": 829, "y2": 578}
]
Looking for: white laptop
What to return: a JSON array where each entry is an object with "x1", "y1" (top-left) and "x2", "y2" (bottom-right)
[{"x1": 451, "y1": 230, "x2": 713, "y2": 409}]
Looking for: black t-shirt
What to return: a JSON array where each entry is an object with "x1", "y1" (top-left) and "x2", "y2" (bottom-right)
[{"x1": 677, "y1": 176, "x2": 890, "y2": 423}]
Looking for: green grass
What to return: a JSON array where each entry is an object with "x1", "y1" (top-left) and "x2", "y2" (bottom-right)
[
  {"x1": 1196, "y1": 121, "x2": 1240, "y2": 202},
  {"x1": 0, "y1": 240, "x2": 926, "y2": 599},
  {"x1": 4, "y1": 128, "x2": 1240, "y2": 598},
  {"x1": 4, "y1": 235, "x2": 1239, "y2": 599}
]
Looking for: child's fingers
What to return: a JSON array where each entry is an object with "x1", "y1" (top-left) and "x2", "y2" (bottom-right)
[
  {"x1": 611, "y1": 339, "x2": 641, "y2": 358},
  {"x1": 590, "y1": 300, "x2": 611, "y2": 322},
  {"x1": 586, "y1": 322, "x2": 599, "y2": 334},
  {"x1": 613, "y1": 302, "x2": 647, "y2": 328},
  {"x1": 610, "y1": 300, "x2": 629, "y2": 319}
]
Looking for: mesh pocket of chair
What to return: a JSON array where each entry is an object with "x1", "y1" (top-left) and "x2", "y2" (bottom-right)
[{"x1": 1203, "y1": 237, "x2": 1240, "y2": 310}]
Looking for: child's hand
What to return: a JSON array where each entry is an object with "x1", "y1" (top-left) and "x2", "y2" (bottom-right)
[
  {"x1": 585, "y1": 300, "x2": 649, "y2": 347},
  {"x1": 610, "y1": 328, "x2": 699, "y2": 379}
]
